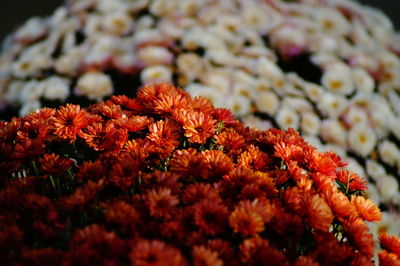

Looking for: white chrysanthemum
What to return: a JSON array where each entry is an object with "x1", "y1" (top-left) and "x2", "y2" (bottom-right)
[
  {"x1": 257, "y1": 58, "x2": 285, "y2": 91},
  {"x1": 14, "y1": 17, "x2": 47, "y2": 42},
  {"x1": 12, "y1": 53, "x2": 52, "y2": 79},
  {"x1": 276, "y1": 106, "x2": 300, "y2": 130},
  {"x1": 347, "y1": 124, "x2": 377, "y2": 157},
  {"x1": 4, "y1": 80, "x2": 24, "y2": 104},
  {"x1": 200, "y1": 70, "x2": 231, "y2": 95},
  {"x1": 254, "y1": 91, "x2": 280, "y2": 116},
  {"x1": 390, "y1": 117, "x2": 400, "y2": 140},
  {"x1": 345, "y1": 157, "x2": 366, "y2": 178},
  {"x1": 314, "y1": 8, "x2": 350, "y2": 36},
  {"x1": 186, "y1": 83, "x2": 224, "y2": 107},
  {"x1": 369, "y1": 98, "x2": 394, "y2": 138},
  {"x1": 376, "y1": 174, "x2": 399, "y2": 203},
  {"x1": 176, "y1": 53, "x2": 204, "y2": 82},
  {"x1": 303, "y1": 83, "x2": 324, "y2": 103},
  {"x1": 321, "y1": 64, "x2": 354, "y2": 95},
  {"x1": 323, "y1": 144, "x2": 346, "y2": 158},
  {"x1": 388, "y1": 91, "x2": 400, "y2": 116},
  {"x1": 55, "y1": 47, "x2": 86, "y2": 75},
  {"x1": 18, "y1": 80, "x2": 44, "y2": 102},
  {"x1": 378, "y1": 140, "x2": 400, "y2": 167},
  {"x1": 19, "y1": 100, "x2": 41, "y2": 116},
  {"x1": 320, "y1": 119, "x2": 347, "y2": 146},
  {"x1": 226, "y1": 95, "x2": 251, "y2": 117},
  {"x1": 303, "y1": 135, "x2": 324, "y2": 151},
  {"x1": 233, "y1": 83, "x2": 254, "y2": 100},
  {"x1": 281, "y1": 97, "x2": 312, "y2": 113},
  {"x1": 75, "y1": 71, "x2": 113, "y2": 101},
  {"x1": 242, "y1": 115, "x2": 273, "y2": 131},
  {"x1": 369, "y1": 212, "x2": 400, "y2": 242},
  {"x1": 366, "y1": 160, "x2": 387, "y2": 182},
  {"x1": 141, "y1": 65, "x2": 172, "y2": 84},
  {"x1": 101, "y1": 11, "x2": 132, "y2": 35},
  {"x1": 352, "y1": 68, "x2": 375, "y2": 93},
  {"x1": 42, "y1": 77, "x2": 70, "y2": 101},
  {"x1": 318, "y1": 93, "x2": 348, "y2": 118},
  {"x1": 364, "y1": 183, "x2": 380, "y2": 207},
  {"x1": 137, "y1": 46, "x2": 173, "y2": 66},
  {"x1": 301, "y1": 112, "x2": 320, "y2": 136},
  {"x1": 343, "y1": 106, "x2": 368, "y2": 127},
  {"x1": 84, "y1": 35, "x2": 118, "y2": 65}
]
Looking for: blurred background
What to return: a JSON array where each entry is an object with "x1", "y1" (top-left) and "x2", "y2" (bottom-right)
[{"x1": 0, "y1": 0, "x2": 399, "y2": 41}]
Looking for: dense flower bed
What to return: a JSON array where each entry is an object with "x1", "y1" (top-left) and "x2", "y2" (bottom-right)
[
  {"x1": 1, "y1": 0, "x2": 400, "y2": 234},
  {"x1": 1, "y1": 83, "x2": 400, "y2": 265}
]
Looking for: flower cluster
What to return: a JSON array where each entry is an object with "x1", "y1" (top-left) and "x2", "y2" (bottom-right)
[
  {"x1": 1, "y1": 0, "x2": 400, "y2": 234},
  {"x1": 0, "y1": 83, "x2": 398, "y2": 265}
]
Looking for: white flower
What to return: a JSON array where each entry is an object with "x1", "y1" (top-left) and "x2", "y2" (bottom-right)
[
  {"x1": 226, "y1": 95, "x2": 251, "y2": 117},
  {"x1": 318, "y1": 93, "x2": 348, "y2": 119},
  {"x1": 323, "y1": 144, "x2": 346, "y2": 158},
  {"x1": 282, "y1": 97, "x2": 312, "y2": 113},
  {"x1": 19, "y1": 100, "x2": 41, "y2": 116},
  {"x1": 300, "y1": 112, "x2": 320, "y2": 136},
  {"x1": 343, "y1": 106, "x2": 368, "y2": 127},
  {"x1": 303, "y1": 135, "x2": 324, "y2": 151},
  {"x1": 276, "y1": 106, "x2": 300, "y2": 130},
  {"x1": 101, "y1": 11, "x2": 132, "y2": 35},
  {"x1": 364, "y1": 183, "x2": 380, "y2": 207},
  {"x1": 366, "y1": 160, "x2": 387, "y2": 182},
  {"x1": 344, "y1": 157, "x2": 366, "y2": 178},
  {"x1": 137, "y1": 46, "x2": 173, "y2": 66},
  {"x1": 140, "y1": 65, "x2": 172, "y2": 84},
  {"x1": 376, "y1": 174, "x2": 399, "y2": 203},
  {"x1": 347, "y1": 124, "x2": 376, "y2": 157},
  {"x1": 321, "y1": 64, "x2": 354, "y2": 95},
  {"x1": 303, "y1": 83, "x2": 324, "y2": 103},
  {"x1": 257, "y1": 58, "x2": 284, "y2": 85},
  {"x1": 242, "y1": 115, "x2": 272, "y2": 131},
  {"x1": 388, "y1": 91, "x2": 400, "y2": 116},
  {"x1": 14, "y1": 17, "x2": 47, "y2": 42},
  {"x1": 378, "y1": 140, "x2": 400, "y2": 167},
  {"x1": 369, "y1": 212, "x2": 400, "y2": 240},
  {"x1": 390, "y1": 117, "x2": 400, "y2": 140},
  {"x1": 42, "y1": 76, "x2": 70, "y2": 101},
  {"x1": 320, "y1": 119, "x2": 347, "y2": 146},
  {"x1": 200, "y1": 70, "x2": 231, "y2": 95},
  {"x1": 4, "y1": 81, "x2": 24, "y2": 104},
  {"x1": 75, "y1": 71, "x2": 113, "y2": 101},
  {"x1": 254, "y1": 91, "x2": 280, "y2": 116},
  {"x1": 185, "y1": 83, "x2": 224, "y2": 108},
  {"x1": 19, "y1": 80, "x2": 44, "y2": 102},
  {"x1": 177, "y1": 53, "x2": 204, "y2": 81},
  {"x1": 55, "y1": 47, "x2": 86, "y2": 75}
]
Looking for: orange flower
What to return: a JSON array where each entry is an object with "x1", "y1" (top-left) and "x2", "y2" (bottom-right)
[
  {"x1": 112, "y1": 115, "x2": 152, "y2": 132},
  {"x1": 323, "y1": 186, "x2": 356, "y2": 219},
  {"x1": 76, "y1": 161, "x2": 106, "y2": 183},
  {"x1": 200, "y1": 150, "x2": 234, "y2": 181},
  {"x1": 154, "y1": 92, "x2": 189, "y2": 115},
  {"x1": 193, "y1": 199, "x2": 229, "y2": 235},
  {"x1": 81, "y1": 122, "x2": 128, "y2": 151},
  {"x1": 212, "y1": 107, "x2": 236, "y2": 125},
  {"x1": 145, "y1": 187, "x2": 179, "y2": 219},
  {"x1": 109, "y1": 151, "x2": 143, "y2": 189},
  {"x1": 192, "y1": 246, "x2": 223, "y2": 266},
  {"x1": 178, "y1": 110, "x2": 217, "y2": 144},
  {"x1": 229, "y1": 200, "x2": 266, "y2": 236},
  {"x1": 130, "y1": 239, "x2": 187, "y2": 266},
  {"x1": 351, "y1": 195, "x2": 382, "y2": 222},
  {"x1": 239, "y1": 237, "x2": 287, "y2": 266},
  {"x1": 169, "y1": 148, "x2": 204, "y2": 180},
  {"x1": 51, "y1": 104, "x2": 89, "y2": 143},
  {"x1": 303, "y1": 193, "x2": 334, "y2": 232},
  {"x1": 294, "y1": 256, "x2": 318, "y2": 266},
  {"x1": 146, "y1": 119, "x2": 181, "y2": 156},
  {"x1": 214, "y1": 128, "x2": 246, "y2": 151},
  {"x1": 379, "y1": 250, "x2": 400, "y2": 266},
  {"x1": 343, "y1": 216, "x2": 375, "y2": 258},
  {"x1": 109, "y1": 95, "x2": 143, "y2": 111},
  {"x1": 192, "y1": 96, "x2": 214, "y2": 116},
  {"x1": 182, "y1": 183, "x2": 220, "y2": 205},
  {"x1": 206, "y1": 239, "x2": 235, "y2": 266},
  {"x1": 336, "y1": 169, "x2": 368, "y2": 191},
  {"x1": 105, "y1": 201, "x2": 139, "y2": 233},
  {"x1": 88, "y1": 102, "x2": 123, "y2": 119},
  {"x1": 38, "y1": 153, "x2": 74, "y2": 176},
  {"x1": 61, "y1": 180, "x2": 104, "y2": 211},
  {"x1": 237, "y1": 145, "x2": 272, "y2": 171},
  {"x1": 380, "y1": 233, "x2": 400, "y2": 257}
]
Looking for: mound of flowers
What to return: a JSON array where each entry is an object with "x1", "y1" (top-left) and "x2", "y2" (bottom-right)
[{"x1": 1, "y1": 83, "x2": 399, "y2": 265}]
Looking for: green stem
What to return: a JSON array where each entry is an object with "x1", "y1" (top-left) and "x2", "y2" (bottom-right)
[
  {"x1": 31, "y1": 161, "x2": 40, "y2": 178},
  {"x1": 49, "y1": 175, "x2": 57, "y2": 193}
]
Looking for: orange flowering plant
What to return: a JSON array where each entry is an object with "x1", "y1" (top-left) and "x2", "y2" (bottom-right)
[{"x1": 0, "y1": 83, "x2": 399, "y2": 265}]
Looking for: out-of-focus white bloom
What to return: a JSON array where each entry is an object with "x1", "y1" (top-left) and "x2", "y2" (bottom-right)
[
  {"x1": 55, "y1": 47, "x2": 86, "y2": 75},
  {"x1": 186, "y1": 83, "x2": 224, "y2": 107},
  {"x1": 366, "y1": 160, "x2": 387, "y2": 182},
  {"x1": 200, "y1": 70, "x2": 231, "y2": 95},
  {"x1": 226, "y1": 95, "x2": 251, "y2": 117},
  {"x1": 322, "y1": 64, "x2": 354, "y2": 95},
  {"x1": 376, "y1": 174, "x2": 399, "y2": 203},
  {"x1": 177, "y1": 53, "x2": 204, "y2": 81},
  {"x1": 369, "y1": 212, "x2": 400, "y2": 241},
  {"x1": 232, "y1": 83, "x2": 254, "y2": 99},
  {"x1": 348, "y1": 124, "x2": 377, "y2": 157},
  {"x1": 4, "y1": 81, "x2": 24, "y2": 104},
  {"x1": 75, "y1": 71, "x2": 113, "y2": 101},
  {"x1": 242, "y1": 115, "x2": 273, "y2": 131},
  {"x1": 254, "y1": 91, "x2": 280, "y2": 116},
  {"x1": 323, "y1": 144, "x2": 346, "y2": 158},
  {"x1": 378, "y1": 140, "x2": 400, "y2": 167},
  {"x1": 14, "y1": 17, "x2": 47, "y2": 42},
  {"x1": 101, "y1": 11, "x2": 132, "y2": 35},
  {"x1": 257, "y1": 58, "x2": 285, "y2": 89},
  {"x1": 19, "y1": 80, "x2": 44, "y2": 102},
  {"x1": 388, "y1": 91, "x2": 400, "y2": 116},
  {"x1": 19, "y1": 100, "x2": 41, "y2": 116},
  {"x1": 282, "y1": 97, "x2": 312, "y2": 113},
  {"x1": 276, "y1": 106, "x2": 300, "y2": 130},
  {"x1": 343, "y1": 106, "x2": 368, "y2": 127},
  {"x1": 390, "y1": 117, "x2": 400, "y2": 140},
  {"x1": 313, "y1": 8, "x2": 350, "y2": 36},
  {"x1": 137, "y1": 46, "x2": 174, "y2": 66},
  {"x1": 42, "y1": 76, "x2": 70, "y2": 101},
  {"x1": 369, "y1": 99, "x2": 394, "y2": 138},
  {"x1": 318, "y1": 93, "x2": 348, "y2": 118},
  {"x1": 269, "y1": 25, "x2": 307, "y2": 58},
  {"x1": 303, "y1": 83, "x2": 324, "y2": 103},
  {"x1": 303, "y1": 135, "x2": 324, "y2": 151},
  {"x1": 149, "y1": 0, "x2": 177, "y2": 16},
  {"x1": 365, "y1": 183, "x2": 380, "y2": 207},
  {"x1": 301, "y1": 112, "x2": 320, "y2": 136},
  {"x1": 320, "y1": 119, "x2": 347, "y2": 146},
  {"x1": 141, "y1": 65, "x2": 172, "y2": 84}
]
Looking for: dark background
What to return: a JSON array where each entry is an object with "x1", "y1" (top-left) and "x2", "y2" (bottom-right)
[{"x1": 0, "y1": 0, "x2": 399, "y2": 42}]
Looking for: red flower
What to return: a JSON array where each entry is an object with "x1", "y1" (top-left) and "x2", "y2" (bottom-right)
[
  {"x1": 39, "y1": 153, "x2": 74, "y2": 176},
  {"x1": 192, "y1": 246, "x2": 223, "y2": 266},
  {"x1": 337, "y1": 169, "x2": 368, "y2": 191},
  {"x1": 302, "y1": 193, "x2": 334, "y2": 232},
  {"x1": 351, "y1": 195, "x2": 382, "y2": 222},
  {"x1": 175, "y1": 109, "x2": 217, "y2": 144},
  {"x1": 193, "y1": 199, "x2": 229, "y2": 236},
  {"x1": 343, "y1": 216, "x2": 375, "y2": 258},
  {"x1": 146, "y1": 119, "x2": 181, "y2": 156},
  {"x1": 81, "y1": 122, "x2": 128, "y2": 151},
  {"x1": 145, "y1": 187, "x2": 179, "y2": 220},
  {"x1": 380, "y1": 233, "x2": 400, "y2": 257}
]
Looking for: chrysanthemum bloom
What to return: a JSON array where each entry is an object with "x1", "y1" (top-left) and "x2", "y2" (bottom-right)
[
  {"x1": 0, "y1": 83, "x2": 395, "y2": 265},
  {"x1": 1, "y1": 0, "x2": 399, "y2": 230}
]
